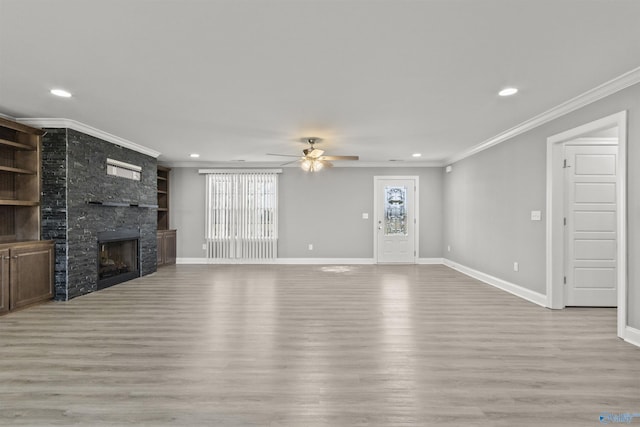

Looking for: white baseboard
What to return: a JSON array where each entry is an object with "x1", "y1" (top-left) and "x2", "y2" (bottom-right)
[
  {"x1": 624, "y1": 326, "x2": 640, "y2": 348},
  {"x1": 275, "y1": 258, "x2": 375, "y2": 265},
  {"x1": 176, "y1": 258, "x2": 209, "y2": 264},
  {"x1": 417, "y1": 257, "x2": 444, "y2": 264},
  {"x1": 176, "y1": 257, "x2": 275, "y2": 264},
  {"x1": 176, "y1": 257, "x2": 375, "y2": 265},
  {"x1": 443, "y1": 259, "x2": 548, "y2": 307}
]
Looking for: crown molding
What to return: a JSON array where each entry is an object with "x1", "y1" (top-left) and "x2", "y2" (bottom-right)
[
  {"x1": 446, "y1": 65, "x2": 640, "y2": 165},
  {"x1": 16, "y1": 118, "x2": 161, "y2": 158},
  {"x1": 165, "y1": 160, "x2": 445, "y2": 168}
]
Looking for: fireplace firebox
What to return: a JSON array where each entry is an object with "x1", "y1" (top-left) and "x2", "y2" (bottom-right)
[{"x1": 97, "y1": 229, "x2": 141, "y2": 290}]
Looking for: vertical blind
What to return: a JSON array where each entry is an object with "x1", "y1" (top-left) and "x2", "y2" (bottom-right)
[{"x1": 204, "y1": 171, "x2": 279, "y2": 260}]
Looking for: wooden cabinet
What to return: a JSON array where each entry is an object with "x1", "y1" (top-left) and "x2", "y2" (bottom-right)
[
  {"x1": 0, "y1": 241, "x2": 54, "y2": 315},
  {"x1": 0, "y1": 248, "x2": 9, "y2": 314},
  {"x1": 157, "y1": 165, "x2": 176, "y2": 266},
  {"x1": 157, "y1": 229, "x2": 177, "y2": 266},
  {"x1": 0, "y1": 117, "x2": 55, "y2": 315}
]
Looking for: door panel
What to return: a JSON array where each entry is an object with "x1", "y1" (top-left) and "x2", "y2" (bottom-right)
[
  {"x1": 375, "y1": 178, "x2": 416, "y2": 263},
  {"x1": 574, "y1": 154, "x2": 616, "y2": 175},
  {"x1": 573, "y1": 211, "x2": 615, "y2": 231},
  {"x1": 565, "y1": 145, "x2": 618, "y2": 306},
  {"x1": 574, "y1": 268, "x2": 616, "y2": 288},
  {"x1": 574, "y1": 183, "x2": 616, "y2": 203}
]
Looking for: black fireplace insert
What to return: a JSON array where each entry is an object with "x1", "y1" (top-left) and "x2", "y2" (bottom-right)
[{"x1": 97, "y1": 229, "x2": 141, "y2": 290}]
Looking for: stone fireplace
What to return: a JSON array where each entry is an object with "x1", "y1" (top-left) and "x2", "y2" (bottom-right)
[{"x1": 41, "y1": 128, "x2": 158, "y2": 300}]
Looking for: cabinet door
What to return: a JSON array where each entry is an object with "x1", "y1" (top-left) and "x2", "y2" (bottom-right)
[
  {"x1": 9, "y1": 242, "x2": 54, "y2": 310},
  {"x1": 0, "y1": 248, "x2": 9, "y2": 315},
  {"x1": 163, "y1": 230, "x2": 177, "y2": 265},
  {"x1": 157, "y1": 232, "x2": 164, "y2": 265}
]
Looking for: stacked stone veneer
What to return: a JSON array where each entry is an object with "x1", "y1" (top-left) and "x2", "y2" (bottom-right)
[{"x1": 41, "y1": 128, "x2": 157, "y2": 300}]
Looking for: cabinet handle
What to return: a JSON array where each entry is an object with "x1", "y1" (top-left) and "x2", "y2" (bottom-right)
[
  {"x1": 2, "y1": 256, "x2": 9, "y2": 260},
  {"x1": 12, "y1": 256, "x2": 18, "y2": 259}
]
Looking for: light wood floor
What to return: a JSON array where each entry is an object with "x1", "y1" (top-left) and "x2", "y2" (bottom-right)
[{"x1": 1, "y1": 264, "x2": 638, "y2": 426}]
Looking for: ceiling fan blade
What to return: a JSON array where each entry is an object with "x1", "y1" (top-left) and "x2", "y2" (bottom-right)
[
  {"x1": 320, "y1": 160, "x2": 334, "y2": 168},
  {"x1": 267, "y1": 153, "x2": 302, "y2": 157},
  {"x1": 318, "y1": 155, "x2": 359, "y2": 161},
  {"x1": 280, "y1": 159, "x2": 301, "y2": 166},
  {"x1": 304, "y1": 148, "x2": 325, "y2": 158}
]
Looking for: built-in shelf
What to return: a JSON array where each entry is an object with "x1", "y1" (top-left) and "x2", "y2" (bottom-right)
[
  {"x1": 0, "y1": 200, "x2": 39, "y2": 206},
  {"x1": 0, "y1": 165, "x2": 36, "y2": 175},
  {"x1": 0, "y1": 138, "x2": 36, "y2": 151},
  {"x1": 0, "y1": 117, "x2": 43, "y2": 243},
  {"x1": 156, "y1": 165, "x2": 175, "y2": 267},
  {"x1": 157, "y1": 166, "x2": 170, "y2": 230}
]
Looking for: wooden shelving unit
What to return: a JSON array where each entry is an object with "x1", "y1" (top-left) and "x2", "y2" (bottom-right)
[
  {"x1": 157, "y1": 166, "x2": 170, "y2": 230},
  {"x1": 157, "y1": 165, "x2": 176, "y2": 266},
  {"x1": 0, "y1": 117, "x2": 54, "y2": 315},
  {"x1": 0, "y1": 117, "x2": 43, "y2": 243}
]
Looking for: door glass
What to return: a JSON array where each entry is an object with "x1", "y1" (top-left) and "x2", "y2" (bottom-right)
[{"x1": 384, "y1": 186, "x2": 407, "y2": 236}]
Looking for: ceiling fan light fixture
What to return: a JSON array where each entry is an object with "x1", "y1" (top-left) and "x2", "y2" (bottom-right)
[{"x1": 300, "y1": 158, "x2": 325, "y2": 172}]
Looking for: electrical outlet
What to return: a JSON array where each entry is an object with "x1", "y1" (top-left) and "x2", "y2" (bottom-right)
[
  {"x1": 202, "y1": 243, "x2": 207, "y2": 250},
  {"x1": 513, "y1": 262, "x2": 519, "y2": 272},
  {"x1": 308, "y1": 244, "x2": 313, "y2": 251},
  {"x1": 447, "y1": 245, "x2": 451, "y2": 252}
]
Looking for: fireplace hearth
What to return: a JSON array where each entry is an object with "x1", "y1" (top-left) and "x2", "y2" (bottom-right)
[{"x1": 97, "y1": 229, "x2": 141, "y2": 290}]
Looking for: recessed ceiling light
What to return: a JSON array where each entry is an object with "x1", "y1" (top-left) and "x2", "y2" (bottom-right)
[
  {"x1": 412, "y1": 153, "x2": 422, "y2": 158},
  {"x1": 498, "y1": 87, "x2": 518, "y2": 97},
  {"x1": 189, "y1": 153, "x2": 200, "y2": 158},
  {"x1": 50, "y1": 88, "x2": 72, "y2": 98}
]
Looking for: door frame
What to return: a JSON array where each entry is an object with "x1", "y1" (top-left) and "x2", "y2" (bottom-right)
[
  {"x1": 545, "y1": 111, "x2": 627, "y2": 338},
  {"x1": 373, "y1": 176, "x2": 419, "y2": 264}
]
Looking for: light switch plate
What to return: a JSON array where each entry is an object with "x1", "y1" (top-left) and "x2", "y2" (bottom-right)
[
  {"x1": 362, "y1": 213, "x2": 369, "y2": 219},
  {"x1": 531, "y1": 210, "x2": 542, "y2": 221}
]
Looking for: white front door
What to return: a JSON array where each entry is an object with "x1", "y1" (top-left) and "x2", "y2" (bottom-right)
[
  {"x1": 564, "y1": 145, "x2": 618, "y2": 306},
  {"x1": 375, "y1": 177, "x2": 417, "y2": 263}
]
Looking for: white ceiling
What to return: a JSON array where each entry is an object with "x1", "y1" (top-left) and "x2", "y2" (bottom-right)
[{"x1": 1, "y1": 0, "x2": 640, "y2": 166}]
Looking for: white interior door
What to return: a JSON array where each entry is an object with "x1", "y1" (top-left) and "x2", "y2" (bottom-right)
[
  {"x1": 564, "y1": 145, "x2": 618, "y2": 306},
  {"x1": 375, "y1": 178, "x2": 416, "y2": 263}
]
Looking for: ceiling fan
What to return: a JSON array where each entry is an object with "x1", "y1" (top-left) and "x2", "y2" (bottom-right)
[{"x1": 267, "y1": 137, "x2": 359, "y2": 172}]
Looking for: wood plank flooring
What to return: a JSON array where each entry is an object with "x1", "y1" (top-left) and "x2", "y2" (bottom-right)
[{"x1": 1, "y1": 264, "x2": 638, "y2": 426}]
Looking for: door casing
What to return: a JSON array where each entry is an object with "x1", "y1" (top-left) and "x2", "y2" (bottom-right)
[
  {"x1": 373, "y1": 176, "x2": 419, "y2": 264},
  {"x1": 546, "y1": 111, "x2": 627, "y2": 338}
]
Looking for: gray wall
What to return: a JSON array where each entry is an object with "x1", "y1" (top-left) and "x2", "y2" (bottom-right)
[
  {"x1": 444, "y1": 82, "x2": 640, "y2": 329},
  {"x1": 170, "y1": 166, "x2": 444, "y2": 259},
  {"x1": 170, "y1": 167, "x2": 206, "y2": 259}
]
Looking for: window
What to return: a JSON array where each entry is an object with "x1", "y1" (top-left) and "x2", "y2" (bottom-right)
[{"x1": 203, "y1": 170, "x2": 279, "y2": 260}]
